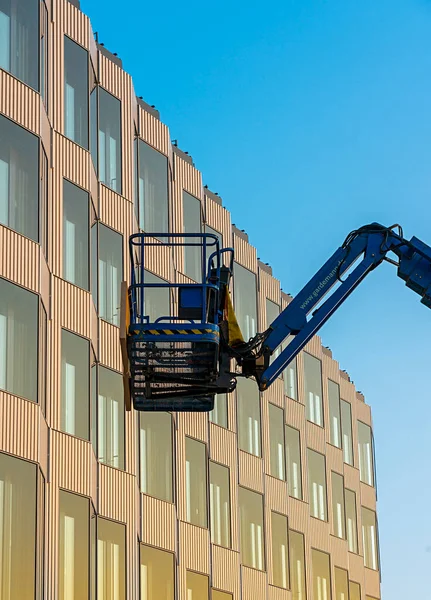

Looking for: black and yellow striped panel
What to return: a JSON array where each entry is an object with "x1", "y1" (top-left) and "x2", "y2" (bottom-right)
[{"x1": 131, "y1": 328, "x2": 220, "y2": 336}]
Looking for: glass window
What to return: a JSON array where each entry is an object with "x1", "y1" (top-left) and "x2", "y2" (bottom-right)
[
  {"x1": 97, "y1": 366, "x2": 125, "y2": 469},
  {"x1": 358, "y1": 422, "x2": 374, "y2": 486},
  {"x1": 266, "y1": 299, "x2": 281, "y2": 361},
  {"x1": 271, "y1": 512, "x2": 289, "y2": 589},
  {"x1": 332, "y1": 472, "x2": 346, "y2": 539},
  {"x1": 304, "y1": 352, "x2": 323, "y2": 426},
  {"x1": 212, "y1": 592, "x2": 232, "y2": 600},
  {"x1": 97, "y1": 518, "x2": 126, "y2": 600},
  {"x1": 0, "y1": 0, "x2": 39, "y2": 89},
  {"x1": 205, "y1": 225, "x2": 223, "y2": 247},
  {"x1": 362, "y1": 507, "x2": 378, "y2": 570},
  {"x1": 0, "y1": 114, "x2": 39, "y2": 241},
  {"x1": 39, "y1": 303, "x2": 47, "y2": 414},
  {"x1": 90, "y1": 72, "x2": 98, "y2": 171},
  {"x1": 0, "y1": 453, "x2": 38, "y2": 600},
  {"x1": 40, "y1": 1, "x2": 48, "y2": 107},
  {"x1": 289, "y1": 530, "x2": 306, "y2": 600},
  {"x1": 237, "y1": 378, "x2": 261, "y2": 457},
  {"x1": 40, "y1": 147, "x2": 48, "y2": 258},
  {"x1": 308, "y1": 449, "x2": 327, "y2": 521},
  {"x1": 209, "y1": 393, "x2": 228, "y2": 428},
  {"x1": 143, "y1": 270, "x2": 170, "y2": 321},
  {"x1": 234, "y1": 263, "x2": 257, "y2": 342},
  {"x1": 98, "y1": 88, "x2": 122, "y2": 193},
  {"x1": 98, "y1": 224, "x2": 123, "y2": 326},
  {"x1": 61, "y1": 329, "x2": 90, "y2": 439},
  {"x1": 91, "y1": 223, "x2": 98, "y2": 307},
  {"x1": 186, "y1": 437, "x2": 207, "y2": 527},
  {"x1": 63, "y1": 179, "x2": 89, "y2": 289},
  {"x1": 186, "y1": 572, "x2": 209, "y2": 600},
  {"x1": 284, "y1": 355, "x2": 298, "y2": 400},
  {"x1": 345, "y1": 489, "x2": 358, "y2": 553},
  {"x1": 328, "y1": 380, "x2": 341, "y2": 447},
  {"x1": 183, "y1": 191, "x2": 202, "y2": 281},
  {"x1": 340, "y1": 400, "x2": 353, "y2": 465},
  {"x1": 140, "y1": 545, "x2": 174, "y2": 600},
  {"x1": 349, "y1": 582, "x2": 361, "y2": 600},
  {"x1": 269, "y1": 403, "x2": 285, "y2": 480},
  {"x1": 209, "y1": 462, "x2": 230, "y2": 548},
  {"x1": 137, "y1": 140, "x2": 168, "y2": 234},
  {"x1": 140, "y1": 412, "x2": 173, "y2": 502},
  {"x1": 334, "y1": 567, "x2": 349, "y2": 600},
  {"x1": 0, "y1": 278, "x2": 38, "y2": 402},
  {"x1": 238, "y1": 487, "x2": 265, "y2": 570},
  {"x1": 64, "y1": 36, "x2": 89, "y2": 148},
  {"x1": 285, "y1": 425, "x2": 302, "y2": 499},
  {"x1": 312, "y1": 549, "x2": 332, "y2": 600},
  {"x1": 59, "y1": 490, "x2": 90, "y2": 599}
]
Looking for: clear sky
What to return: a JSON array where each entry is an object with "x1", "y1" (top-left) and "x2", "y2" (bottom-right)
[{"x1": 82, "y1": 0, "x2": 431, "y2": 596}]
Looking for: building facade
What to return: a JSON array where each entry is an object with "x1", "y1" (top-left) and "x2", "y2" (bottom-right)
[{"x1": 0, "y1": 0, "x2": 381, "y2": 598}]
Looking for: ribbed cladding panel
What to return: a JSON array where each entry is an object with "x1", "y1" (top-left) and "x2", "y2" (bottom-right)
[
  {"x1": 51, "y1": 430, "x2": 92, "y2": 496},
  {"x1": 0, "y1": 392, "x2": 39, "y2": 461},
  {"x1": 204, "y1": 195, "x2": 233, "y2": 249},
  {"x1": 268, "y1": 585, "x2": 291, "y2": 600},
  {"x1": 261, "y1": 397, "x2": 271, "y2": 476},
  {"x1": 90, "y1": 302, "x2": 98, "y2": 359},
  {"x1": 211, "y1": 546, "x2": 241, "y2": 598},
  {"x1": 238, "y1": 450, "x2": 264, "y2": 493},
  {"x1": 99, "y1": 320, "x2": 123, "y2": 372},
  {"x1": 58, "y1": 134, "x2": 91, "y2": 189},
  {"x1": 144, "y1": 238, "x2": 174, "y2": 283},
  {"x1": 179, "y1": 521, "x2": 210, "y2": 574},
  {"x1": 180, "y1": 411, "x2": 208, "y2": 443},
  {"x1": 326, "y1": 443, "x2": 343, "y2": 476},
  {"x1": 288, "y1": 498, "x2": 309, "y2": 537},
  {"x1": 139, "y1": 107, "x2": 171, "y2": 156},
  {"x1": 241, "y1": 566, "x2": 267, "y2": 600},
  {"x1": 52, "y1": 277, "x2": 91, "y2": 338},
  {"x1": 99, "y1": 186, "x2": 133, "y2": 237},
  {"x1": 347, "y1": 552, "x2": 366, "y2": 589},
  {"x1": 49, "y1": 321, "x2": 61, "y2": 430},
  {"x1": 61, "y1": 0, "x2": 90, "y2": 47},
  {"x1": 46, "y1": 483, "x2": 59, "y2": 599},
  {"x1": 306, "y1": 418, "x2": 326, "y2": 454},
  {"x1": 365, "y1": 570, "x2": 381, "y2": 599},
  {"x1": 40, "y1": 254, "x2": 51, "y2": 317},
  {"x1": 360, "y1": 482, "x2": 377, "y2": 511},
  {"x1": 307, "y1": 516, "x2": 331, "y2": 552},
  {"x1": 125, "y1": 406, "x2": 137, "y2": 477},
  {"x1": 141, "y1": 494, "x2": 176, "y2": 552},
  {"x1": 232, "y1": 233, "x2": 258, "y2": 273},
  {"x1": 343, "y1": 463, "x2": 360, "y2": 492},
  {"x1": 329, "y1": 535, "x2": 349, "y2": 570},
  {"x1": 259, "y1": 268, "x2": 281, "y2": 305},
  {"x1": 39, "y1": 414, "x2": 49, "y2": 480},
  {"x1": 265, "y1": 475, "x2": 289, "y2": 515},
  {"x1": 176, "y1": 424, "x2": 187, "y2": 523},
  {"x1": 98, "y1": 464, "x2": 135, "y2": 523},
  {"x1": 0, "y1": 71, "x2": 39, "y2": 134},
  {"x1": 99, "y1": 55, "x2": 134, "y2": 201},
  {"x1": 0, "y1": 226, "x2": 40, "y2": 292}
]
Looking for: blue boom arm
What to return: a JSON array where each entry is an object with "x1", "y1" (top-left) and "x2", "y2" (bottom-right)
[{"x1": 251, "y1": 223, "x2": 431, "y2": 390}]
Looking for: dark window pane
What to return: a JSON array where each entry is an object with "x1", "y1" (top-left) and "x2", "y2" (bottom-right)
[
  {"x1": 186, "y1": 572, "x2": 209, "y2": 600},
  {"x1": 332, "y1": 472, "x2": 346, "y2": 539},
  {"x1": 40, "y1": 2, "x2": 48, "y2": 107},
  {"x1": 98, "y1": 224, "x2": 123, "y2": 326},
  {"x1": 358, "y1": 421, "x2": 374, "y2": 486},
  {"x1": 98, "y1": 88, "x2": 121, "y2": 193},
  {"x1": 61, "y1": 329, "x2": 90, "y2": 439},
  {"x1": 209, "y1": 462, "x2": 231, "y2": 548},
  {"x1": 303, "y1": 352, "x2": 323, "y2": 426},
  {"x1": 40, "y1": 147, "x2": 48, "y2": 258},
  {"x1": 346, "y1": 488, "x2": 358, "y2": 553},
  {"x1": 328, "y1": 380, "x2": 341, "y2": 447},
  {"x1": 0, "y1": 0, "x2": 39, "y2": 89},
  {"x1": 143, "y1": 270, "x2": 170, "y2": 322},
  {"x1": 0, "y1": 277, "x2": 38, "y2": 401},
  {"x1": 90, "y1": 85, "x2": 98, "y2": 171},
  {"x1": 239, "y1": 487, "x2": 265, "y2": 570},
  {"x1": 91, "y1": 223, "x2": 98, "y2": 307},
  {"x1": 308, "y1": 448, "x2": 327, "y2": 521},
  {"x1": 283, "y1": 355, "x2": 297, "y2": 400},
  {"x1": 138, "y1": 140, "x2": 168, "y2": 234},
  {"x1": 289, "y1": 531, "x2": 306, "y2": 599},
  {"x1": 362, "y1": 507, "x2": 379, "y2": 570},
  {"x1": 269, "y1": 403, "x2": 285, "y2": 480},
  {"x1": 98, "y1": 366, "x2": 125, "y2": 469},
  {"x1": 237, "y1": 377, "x2": 261, "y2": 457},
  {"x1": 312, "y1": 549, "x2": 332, "y2": 600},
  {"x1": 97, "y1": 518, "x2": 126, "y2": 600},
  {"x1": 140, "y1": 545, "x2": 175, "y2": 600},
  {"x1": 340, "y1": 399, "x2": 354, "y2": 465},
  {"x1": 0, "y1": 114, "x2": 39, "y2": 241},
  {"x1": 183, "y1": 191, "x2": 202, "y2": 281},
  {"x1": 285, "y1": 425, "x2": 302, "y2": 499},
  {"x1": 271, "y1": 512, "x2": 289, "y2": 589},
  {"x1": 233, "y1": 263, "x2": 257, "y2": 342},
  {"x1": 185, "y1": 437, "x2": 207, "y2": 527},
  {"x1": 64, "y1": 36, "x2": 89, "y2": 148},
  {"x1": 63, "y1": 179, "x2": 89, "y2": 289},
  {"x1": 140, "y1": 412, "x2": 173, "y2": 502},
  {"x1": 209, "y1": 393, "x2": 228, "y2": 428}
]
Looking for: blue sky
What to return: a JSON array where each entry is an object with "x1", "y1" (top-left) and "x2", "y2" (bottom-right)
[{"x1": 82, "y1": 0, "x2": 431, "y2": 596}]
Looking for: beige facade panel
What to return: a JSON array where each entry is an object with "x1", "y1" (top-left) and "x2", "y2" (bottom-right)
[
  {"x1": 139, "y1": 106, "x2": 171, "y2": 156},
  {"x1": 365, "y1": 569, "x2": 381, "y2": 599},
  {"x1": 268, "y1": 585, "x2": 291, "y2": 600},
  {"x1": 143, "y1": 237, "x2": 175, "y2": 282},
  {"x1": 179, "y1": 521, "x2": 210, "y2": 574},
  {"x1": 0, "y1": 226, "x2": 40, "y2": 292},
  {"x1": 51, "y1": 430, "x2": 92, "y2": 496},
  {"x1": 233, "y1": 232, "x2": 258, "y2": 273},
  {"x1": 180, "y1": 411, "x2": 209, "y2": 444},
  {"x1": 54, "y1": 0, "x2": 90, "y2": 49},
  {"x1": 259, "y1": 267, "x2": 281, "y2": 306},
  {"x1": 99, "y1": 319, "x2": 123, "y2": 372},
  {"x1": 141, "y1": 494, "x2": 176, "y2": 552},
  {"x1": 98, "y1": 464, "x2": 135, "y2": 523},
  {"x1": 241, "y1": 565, "x2": 267, "y2": 600},
  {"x1": 99, "y1": 186, "x2": 133, "y2": 237},
  {"x1": 0, "y1": 71, "x2": 39, "y2": 134},
  {"x1": 239, "y1": 450, "x2": 264, "y2": 493},
  {"x1": 204, "y1": 195, "x2": 233, "y2": 248},
  {"x1": 211, "y1": 545, "x2": 241, "y2": 598},
  {"x1": 52, "y1": 277, "x2": 91, "y2": 337},
  {"x1": 265, "y1": 475, "x2": 289, "y2": 515},
  {"x1": 0, "y1": 392, "x2": 39, "y2": 462}
]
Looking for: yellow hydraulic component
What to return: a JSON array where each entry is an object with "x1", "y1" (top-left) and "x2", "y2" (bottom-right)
[{"x1": 225, "y1": 288, "x2": 244, "y2": 347}]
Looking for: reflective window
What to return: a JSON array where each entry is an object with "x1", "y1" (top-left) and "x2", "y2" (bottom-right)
[
  {"x1": 334, "y1": 567, "x2": 349, "y2": 600},
  {"x1": 59, "y1": 491, "x2": 90, "y2": 599},
  {"x1": 209, "y1": 393, "x2": 228, "y2": 428},
  {"x1": 332, "y1": 472, "x2": 346, "y2": 539},
  {"x1": 271, "y1": 512, "x2": 289, "y2": 589},
  {"x1": 98, "y1": 224, "x2": 123, "y2": 326},
  {"x1": 97, "y1": 366, "x2": 125, "y2": 469},
  {"x1": 304, "y1": 352, "x2": 323, "y2": 426},
  {"x1": 186, "y1": 572, "x2": 209, "y2": 600},
  {"x1": 312, "y1": 549, "x2": 332, "y2": 600},
  {"x1": 140, "y1": 412, "x2": 173, "y2": 502},
  {"x1": 0, "y1": 0, "x2": 39, "y2": 89},
  {"x1": 362, "y1": 507, "x2": 378, "y2": 570},
  {"x1": 0, "y1": 278, "x2": 38, "y2": 402},
  {"x1": 237, "y1": 378, "x2": 261, "y2": 457},
  {"x1": 345, "y1": 489, "x2": 358, "y2": 553},
  {"x1": 289, "y1": 530, "x2": 306, "y2": 600},
  {"x1": 61, "y1": 329, "x2": 90, "y2": 439},
  {"x1": 137, "y1": 141, "x2": 168, "y2": 235},
  {"x1": 266, "y1": 299, "x2": 281, "y2": 361},
  {"x1": 97, "y1": 518, "x2": 126, "y2": 600},
  {"x1": 284, "y1": 356, "x2": 298, "y2": 400},
  {"x1": 205, "y1": 225, "x2": 222, "y2": 247},
  {"x1": 64, "y1": 36, "x2": 89, "y2": 148},
  {"x1": 63, "y1": 179, "x2": 89, "y2": 289},
  {"x1": 40, "y1": 1, "x2": 48, "y2": 107},
  {"x1": 238, "y1": 487, "x2": 265, "y2": 570},
  {"x1": 328, "y1": 380, "x2": 341, "y2": 447},
  {"x1": 285, "y1": 425, "x2": 302, "y2": 499},
  {"x1": 340, "y1": 400, "x2": 353, "y2": 465},
  {"x1": 234, "y1": 263, "x2": 257, "y2": 341},
  {"x1": 143, "y1": 270, "x2": 170, "y2": 321},
  {"x1": 0, "y1": 453, "x2": 38, "y2": 600},
  {"x1": 308, "y1": 449, "x2": 327, "y2": 521},
  {"x1": 212, "y1": 591, "x2": 232, "y2": 600},
  {"x1": 269, "y1": 403, "x2": 285, "y2": 480},
  {"x1": 209, "y1": 462, "x2": 231, "y2": 547},
  {"x1": 98, "y1": 88, "x2": 122, "y2": 193},
  {"x1": 90, "y1": 72, "x2": 98, "y2": 171},
  {"x1": 358, "y1": 422, "x2": 374, "y2": 486},
  {"x1": 183, "y1": 191, "x2": 202, "y2": 281},
  {"x1": 0, "y1": 115, "x2": 39, "y2": 241},
  {"x1": 186, "y1": 437, "x2": 207, "y2": 527},
  {"x1": 349, "y1": 582, "x2": 361, "y2": 600},
  {"x1": 140, "y1": 545, "x2": 174, "y2": 600}
]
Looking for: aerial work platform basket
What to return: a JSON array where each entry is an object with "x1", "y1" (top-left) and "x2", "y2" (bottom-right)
[{"x1": 121, "y1": 233, "x2": 234, "y2": 412}]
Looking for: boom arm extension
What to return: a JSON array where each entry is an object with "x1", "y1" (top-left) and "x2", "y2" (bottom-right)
[{"x1": 242, "y1": 223, "x2": 431, "y2": 390}]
